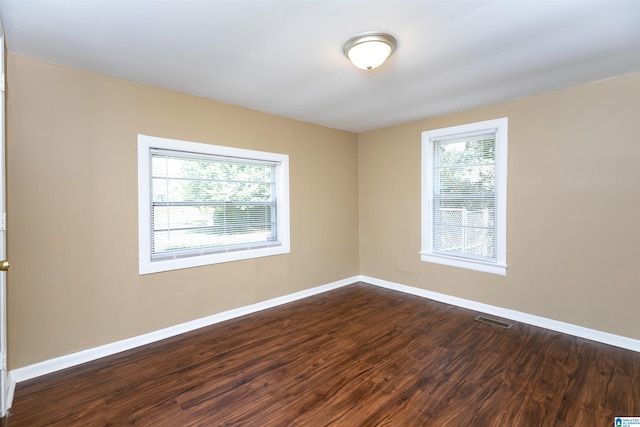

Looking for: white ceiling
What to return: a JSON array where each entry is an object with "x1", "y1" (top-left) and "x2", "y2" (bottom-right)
[{"x1": 1, "y1": 0, "x2": 639, "y2": 133}]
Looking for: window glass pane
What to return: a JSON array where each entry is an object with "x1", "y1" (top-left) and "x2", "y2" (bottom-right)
[
  {"x1": 150, "y1": 150, "x2": 278, "y2": 259},
  {"x1": 433, "y1": 133, "x2": 497, "y2": 261}
]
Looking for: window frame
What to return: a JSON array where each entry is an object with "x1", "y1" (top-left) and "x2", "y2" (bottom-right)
[
  {"x1": 138, "y1": 134, "x2": 290, "y2": 275},
  {"x1": 420, "y1": 118, "x2": 508, "y2": 276}
]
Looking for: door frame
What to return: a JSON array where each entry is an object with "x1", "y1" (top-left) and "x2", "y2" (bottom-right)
[{"x1": 0, "y1": 15, "x2": 9, "y2": 417}]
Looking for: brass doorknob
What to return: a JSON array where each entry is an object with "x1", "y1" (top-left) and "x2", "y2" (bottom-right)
[{"x1": 0, "y1": 260, "x2": 9, "y2": 271}]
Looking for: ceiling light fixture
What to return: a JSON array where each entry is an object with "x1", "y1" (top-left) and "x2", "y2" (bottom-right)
[{"x1": 343, "y1": 31, "x2": 397, "y2": 70}]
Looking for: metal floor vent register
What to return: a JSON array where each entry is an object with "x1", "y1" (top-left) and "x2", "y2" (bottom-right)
[{"x1": 474, "y1": 315, "x2": 514, "y2": 329}]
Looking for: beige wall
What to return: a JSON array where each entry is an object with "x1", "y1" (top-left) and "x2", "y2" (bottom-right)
[
  {"x1": 359, "y1": 73, "x2": 640, "y2": 340},
  {"x1": 6, "y1": 54, "x2": 360, "y2": 368},
  {"x1": 6, "y1": 53, "x2": 640, "y2": 370}
]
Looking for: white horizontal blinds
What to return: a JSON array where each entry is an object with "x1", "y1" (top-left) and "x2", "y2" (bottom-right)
[
  {"x1": 432, "y1": 131, "x2": 497, "y2": 261},
  {"x1": 150, "y1": 149, "x2": 279, "y2": 261}
]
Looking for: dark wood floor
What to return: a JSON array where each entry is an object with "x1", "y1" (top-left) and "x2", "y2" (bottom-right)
[{"x1": 6, "y1": 282, "x2": 640, "y2": 426}]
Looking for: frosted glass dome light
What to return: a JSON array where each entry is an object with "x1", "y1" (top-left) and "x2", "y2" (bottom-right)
[{"x1": 343, "y1": 32, "x2": 397, "y2": 70}]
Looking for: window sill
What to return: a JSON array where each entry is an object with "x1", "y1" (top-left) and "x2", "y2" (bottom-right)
[
  {"x1": 140, "y1": 243, "x2": 290, "y2": 275},
  {"x1": 420, "y1": 252, "x2": 507, "y2": 276}
]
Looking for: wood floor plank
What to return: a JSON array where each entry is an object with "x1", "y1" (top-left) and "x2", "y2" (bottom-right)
[{"x1": 6, "y1": 282, "x2": 640, "y2": 426}]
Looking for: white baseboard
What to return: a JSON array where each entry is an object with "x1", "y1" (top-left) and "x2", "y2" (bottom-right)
[
  {"x1": 6, "y1": 276, "x2": 357, "y2": 409},
  {"x1": 7, "y1": 274, "x2": 639, "y2": 411},
  {"x1": 360, "y1": 275, "x2": 640, "y2": 353}
]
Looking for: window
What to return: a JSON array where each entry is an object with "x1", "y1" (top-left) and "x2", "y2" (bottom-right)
[
  {"x1": 421, "y1": 118, "x2": 507, "y2": 275},
  {"x1": 138, "y1": 135, "x2": 290, "y2": 274}
]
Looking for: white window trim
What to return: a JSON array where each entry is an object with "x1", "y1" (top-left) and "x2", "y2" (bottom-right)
[
  {"x1": 138, "y1": 134, "x2": 290, "y2": 275},
  {"x1": 420, "y1": 118, "x2": 508, "y2": 276}
]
